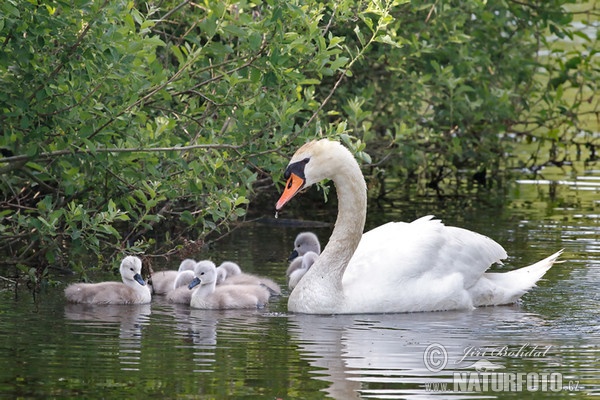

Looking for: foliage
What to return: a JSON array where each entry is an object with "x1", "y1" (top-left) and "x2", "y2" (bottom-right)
[
  {"x1": 0, "y1": 0, "x2": 597, "y2": 282},
  {"x1": 322, "y1": 0, "x2": 599, "y2": 194}
]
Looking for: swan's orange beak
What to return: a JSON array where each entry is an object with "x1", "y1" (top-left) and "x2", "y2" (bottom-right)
[{"x1": 276, "y1": 173, "x2": 305, "y2": 211}]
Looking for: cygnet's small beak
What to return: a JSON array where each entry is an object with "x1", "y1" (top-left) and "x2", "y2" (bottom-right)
[
  {"x1": 134, "y1": 274, "x2": 146, "y2": 286},
  {"x1": 288, "y1": 249, "x2": 299, "y2": 261},
  {"x1": 188, "y1": 277, "x2": 201, "y2": 290}
]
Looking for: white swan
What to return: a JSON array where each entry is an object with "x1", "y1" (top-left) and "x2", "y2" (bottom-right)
[
  {"x1": 275, "y1": 139, "x2": 562, "y2": 314},
  {"x1": 288, "y1": 251, "x2": 319, "y2": 291},
  {"x1": 217, "y1": 261, "x2": 281, "y2": 296},
  {"x1": 150, "y1": 258, "x2": 196, "y2": 295},
  {"x1": 64, "y1": 256, "x2": 151, "y2": 305},
  {"x1": 188, "y1": 261, "x2": 271, "y2": 309}
]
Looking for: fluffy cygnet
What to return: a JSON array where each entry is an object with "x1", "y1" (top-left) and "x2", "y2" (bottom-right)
[
  {"x1": 150, "y1": 258, "x2": 196, "y2": 295},
  {"x1": 167, "y1": 260, "x2": 214, "y2": 304},
  {"x1": 189, "y1": 261, "x2": 271, "y2": 309},
  {"x1": 217, "y1": 261, "x2": 281, "y2": 296},
  {"x1": 286, "y1": 232, "x2": 321, "y2": 290},
  {"x1": 288, "y1": 232, "x2": 321, "y2": 261},
  {"x1": 64, "y1": 256, "x2": 151, "y2": 305},
  {"x1": 287, "y1": 251, "x2": 319, "y2": 290}
]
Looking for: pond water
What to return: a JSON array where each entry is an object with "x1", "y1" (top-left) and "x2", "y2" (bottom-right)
[{"x1": 1, "y1": 163, "x2": 599, "y2": 399}]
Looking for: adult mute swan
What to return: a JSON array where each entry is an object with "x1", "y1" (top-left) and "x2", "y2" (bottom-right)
[
  {"x1": 64, "y1": 256, "x2": 151, "y2": 305},
  {"x1": 275, "y1": 139, "x2": 562, "y2": 314}
]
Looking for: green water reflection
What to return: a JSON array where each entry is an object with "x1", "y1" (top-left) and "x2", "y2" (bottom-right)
[{"x1": 1, "y1": 157, "x2": 599, "y2": 398}]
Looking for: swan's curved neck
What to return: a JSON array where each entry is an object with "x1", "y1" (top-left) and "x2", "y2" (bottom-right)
[
  {"x1": 289, "y1": 151, "x2": 366, "y2": 313},
  {"x1": 324, "y1": 167, "x2": 367, "y2": 276}
]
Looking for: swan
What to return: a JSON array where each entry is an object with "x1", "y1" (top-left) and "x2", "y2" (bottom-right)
[
  {"x1": 275, "y1": 139, "x2": 563, "y2": 314},
  {"x1": 165, "y1": 266, "x2": 201, "y2": 304},
  {"x1": 286, "y1": 232, "x2": 321, "y2": 289},
  {"x1": 217, "y1": 261, "x2": 281, "y2": 296},
  {"x1": 64, "y1": 256, "x2": 151, "y2": 305},
  {"x1": 188, "y1": 260, "x2": 271, "y2": 309},
  {"x1": 288, "y1": 251, "x2": 319, "y2": 291},
  {"x1": 288, "y1": 232, "x2": 321, "y2": 261},
  {"x1": 173, "y1": 269, "x2": 195, "y2": 290},
  {"x1": 150, "y1": 258, "x2": 196, "y2": 295}
]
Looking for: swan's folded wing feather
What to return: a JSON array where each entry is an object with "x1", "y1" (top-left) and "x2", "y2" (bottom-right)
[{"x1": 343, "y1": 217, "x2": 507, "y2": 291}]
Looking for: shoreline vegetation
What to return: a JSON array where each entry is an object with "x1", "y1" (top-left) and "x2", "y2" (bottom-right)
[{"x1": 0, "y1": 0, "x2": 598, "y2": 289}]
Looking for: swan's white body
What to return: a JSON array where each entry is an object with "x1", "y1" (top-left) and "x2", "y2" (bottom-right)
[
  {"x1": 64, "y1": 256, "x2": 151, "y2": 305},
  {"x1": 276, "y1": 139, "x2": 562, "y2": 314},
  {"x1": 166, "y1": 285, "x2": 193, "y2": 304}
]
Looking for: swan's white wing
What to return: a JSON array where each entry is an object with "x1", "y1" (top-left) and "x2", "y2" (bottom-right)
[{"x1": 342, "y1": 216, "x2": 507, "y2": 296}]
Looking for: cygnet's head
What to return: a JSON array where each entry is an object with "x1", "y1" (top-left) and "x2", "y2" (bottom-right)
[
  {"x1": 120, "y1": 256, "x2": 146, "y2": 286},
  {"x1": 178, "y1": 258, "x2": 196, "y2": 272},
  {"x1": 289, "y1": 232, "x2": 321, "y2": 260},
  {"x1": 188, "y1": 260, "x2": 217, "y2": 289},
  {"x1": 218, "y1": 261, "x2": 242, "y2": 276}
]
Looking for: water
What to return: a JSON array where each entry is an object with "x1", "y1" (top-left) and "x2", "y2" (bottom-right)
[{"x1": 1, "y1": 168, "x2": 599, "y2": 398}]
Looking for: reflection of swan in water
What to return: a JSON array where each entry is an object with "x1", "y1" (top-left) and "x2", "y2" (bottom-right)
[
  {"x1": 153, "y1": 295, "x2": 270, "y2": 373},
  {"x1": 64, "y1": 303, "x2": 151, "y2": 371},
  {"x1": 64, "y1": 303, "x2": 151, "y2": 338},
  {"x1": 144, "y1": 297, "x2": 220, "y2": 372},
  {"x1": 288, "y1": 307, "x2": 554, "y2": 399}
]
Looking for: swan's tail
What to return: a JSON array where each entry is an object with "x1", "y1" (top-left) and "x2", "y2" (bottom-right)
[
  {"x1": 470, "y1": 250, "x2": 563, "y2": 306},
  {"x1": 505, "y1": 249, "x2": 563, "y2": 287}
]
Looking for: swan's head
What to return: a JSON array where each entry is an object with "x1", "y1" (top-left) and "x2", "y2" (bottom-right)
[
  {"x1": 178, "y1": 258, "x2": 196, "y2": 272},
  {"x1": 216, "y1": 267, "x2": 228, "y2": 284},
  {"x1": 276, "y1": 139, "x2": 354, "y2": 211},
  {"x1": 289, "y1": 231, "x2": 321, "y2": 260},
  {"x1": 218, "y1": 261, "x2": 242, "y2": 276},
  {"x1": 120, "y1": 256, "x2": 146, "y2": 286},
  {"x1": 188, "y1": 260, "x2": 217, "y2": 289}
]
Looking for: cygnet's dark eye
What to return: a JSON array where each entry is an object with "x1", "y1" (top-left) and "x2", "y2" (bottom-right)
[
  {"x1": 200, "y1": 272, "x2": 205, "y2": 275},
  {"x1": 130, "y1": 268, "x2": 134, "y2": 272}
]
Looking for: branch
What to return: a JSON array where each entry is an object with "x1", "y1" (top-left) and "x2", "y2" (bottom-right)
[
  {"x1": 293, "y1": 0, "x2": 395, "y2": 140},
  {"x1": 28, "y1": 0, "x2": 109, "y2": 103},
  {"x1": 0, "y1": 143, "x2": 243, "y2": 165}
]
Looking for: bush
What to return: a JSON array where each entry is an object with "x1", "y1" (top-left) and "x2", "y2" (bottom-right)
[{"x1": 0, "y1": 0, "x2": 597, "y2": 284}]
